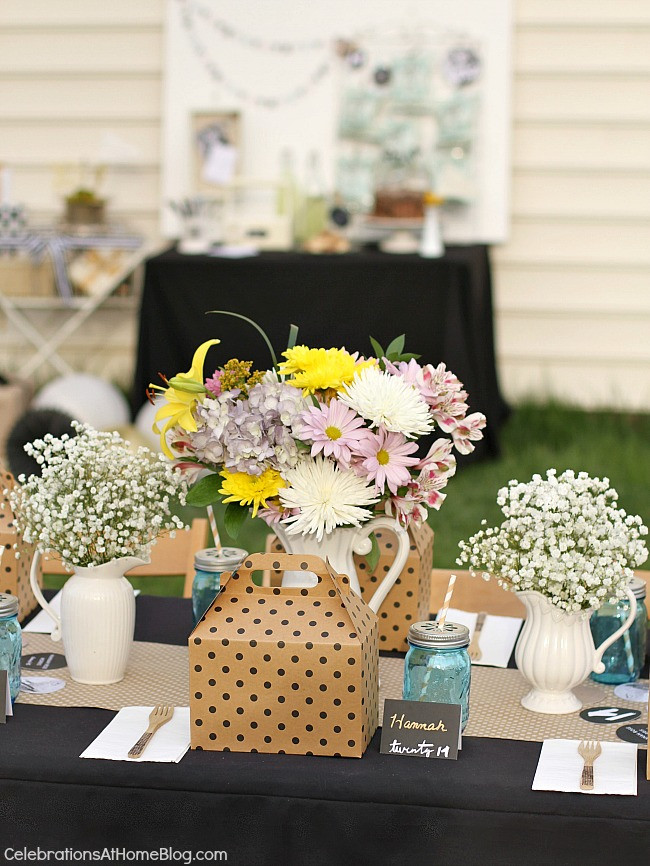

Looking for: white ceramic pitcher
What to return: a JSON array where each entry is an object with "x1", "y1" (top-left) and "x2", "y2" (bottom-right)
[
  {"x1": 30, "y1": 550, "x2": 147, "y2": 684},
  {"x1": 273, "y1": 515, "x2": 410, "y2": 614}
]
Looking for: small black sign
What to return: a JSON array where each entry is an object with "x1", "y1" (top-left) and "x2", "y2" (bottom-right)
[
  {"x1": 21, "y1": 652, "x2": 67, "y2": 671},
  {"x1": 616, "y1": 723, "x2": 648, "y2": 745},
  {"x1": 380, "y1": 698, "x2": 461, "y2": 760},
  {"x1": 579, "y1": 706, "x2": 641, "y2": 724},
  {"x1": 0, "y1": 670, "x2": 6, "y2": 724}
]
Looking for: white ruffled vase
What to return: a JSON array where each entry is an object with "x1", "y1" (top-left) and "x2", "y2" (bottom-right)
[
  {"x1": 514, "y1": 588, "x2": 637, "y2": 714},
  {"x1": 30, "y1": 549, "x2": 147, "y2": 684},
  {"x1": 273, "y1": 516, "x2": 409, "y2": 614}
]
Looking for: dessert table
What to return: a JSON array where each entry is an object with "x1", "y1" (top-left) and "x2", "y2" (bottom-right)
[
  {"x1": 2, "y1": 594, "x2": 648, "y2": 865},
  {"x1": 131, "y1": 246, "x2": 508, "y2": 460}
]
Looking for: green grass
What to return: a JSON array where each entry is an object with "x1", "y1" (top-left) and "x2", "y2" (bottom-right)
[
  {"x1": 43, "y1": 403, "x2": 649, "y2": 595},
  {"x1": 428, "y1": 403, "x2": 650, "y2": 570}
]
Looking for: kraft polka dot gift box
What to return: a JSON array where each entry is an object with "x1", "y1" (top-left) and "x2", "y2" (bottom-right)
[
  {"x1": 267, "y1": 522, "x2": 434, "y2": 653},
  {"x1": 0, "y1": 469, "x2": 40, "y2": 623},
  {"x1": 189, "y1": 553, "x2": 379, "y2": 757}
]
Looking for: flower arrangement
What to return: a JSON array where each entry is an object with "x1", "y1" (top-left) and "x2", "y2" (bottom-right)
[
  {"x1": 457, "y1": 469, "x2": 648, "y2": 612},
  {"x1": 8, "y1": 423, "x2": 187, "y2": 569},
  {"x1": 150, "y1": 325, "x2": 486, "y2": 542}
]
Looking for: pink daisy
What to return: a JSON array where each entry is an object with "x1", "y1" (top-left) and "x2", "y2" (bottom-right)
[
  {"x1": 355, "y1": 427, "x2": 419, "y2": 495},
  {"x1": 297, "y1": 399, "x2": 367, "y2": 467}
]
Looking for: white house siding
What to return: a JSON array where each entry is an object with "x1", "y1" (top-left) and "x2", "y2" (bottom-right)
[{"x1": 0, "y1": 0, "x2": 648, "y2": 408}]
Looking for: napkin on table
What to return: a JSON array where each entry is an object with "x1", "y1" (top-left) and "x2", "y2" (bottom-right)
[
  {"x1": 80, "y1": 706, "x2": 190, "y2": 762},
  {"x1": 439, "y1": 608, "x2": 522, "y2": 668},
  {"x1": 532, "y1": 739, "x2": 638, "y2": 795}
]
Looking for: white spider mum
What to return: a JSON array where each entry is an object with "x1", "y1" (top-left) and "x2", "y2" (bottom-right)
[
  {"x1": 279, "y1": 456, "x2": 378, "y2": 540},
  {"x1": 339, "y1": 366, "x2": 434, "y2": 438}
]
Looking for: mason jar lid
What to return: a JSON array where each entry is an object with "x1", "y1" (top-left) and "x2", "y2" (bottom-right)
[
  {"x1": 194, "y1": 547, "x2": 247, "y2": 572},
  {"x1": 630, "y1": 576, "x2": 646, "y2": 601},
  {"x1": 0, "y1": 593, "x2": 19, "y2": 618},
  {"x1": 407, "y1": 620, "x2": 470, "y2": 649}
]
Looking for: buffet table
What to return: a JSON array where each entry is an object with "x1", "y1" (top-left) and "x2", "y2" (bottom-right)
[
  {"x1": 3, "y1": 595, "x2": 648, "y2": 865},
  {"x1": 131, "y1": 246, "x2": 508, "y2": 460}
]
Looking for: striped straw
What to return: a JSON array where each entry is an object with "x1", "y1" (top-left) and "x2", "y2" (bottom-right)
[
  {"x1": 437, "y1": 572, "x2": 457, "y2": 627},
  {"x1": 623, "y1": 630, "x2": 636, "y2": 676},
  {"x1": 206, "y1": 505, "x2": 221, "y2": 551}
]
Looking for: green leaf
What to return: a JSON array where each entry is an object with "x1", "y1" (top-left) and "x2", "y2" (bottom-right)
[
  {"x1": 365, "y1": 532, "x2": 381, "y2": 574},
  {"x1": 385, "y1": 334, "x2": 406, "y2": 357},
  {"x1": 208, "y1": 310, "x2": 277, "y2": 367},
  {"x1": 369, "y1": 336, "x2": 385, "y2": 359},
  {"x1": 186, "y1": 474, "x2": 222, "y2": 507},
  {"x1": 397, "y1": 352, "x2": 421, "y2": 362},
  {"x1": 286, "y1": 323, "x2": 300, "y2": 350},
  {"x1": 223, "y1": 501, "x2": 249, "y2": 540}
]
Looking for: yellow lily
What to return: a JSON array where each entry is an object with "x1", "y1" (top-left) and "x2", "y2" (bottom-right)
[{"x1": 151, "y1": 339, "x2": 220, "y2": 458}]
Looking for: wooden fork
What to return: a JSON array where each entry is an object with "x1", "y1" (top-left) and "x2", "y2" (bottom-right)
[
  {"x1": 128, "y1": 705, "x2": 174, "y2": 759},
  {"x1": 577, "y1": 740, "x2": 602, "y2": 790},
  {"x1": 468, "y1": 612, "x2": 487, "y2": 662}
]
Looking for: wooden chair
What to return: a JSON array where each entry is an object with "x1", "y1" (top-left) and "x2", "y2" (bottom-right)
[
  {"x1": 430, "y1": 568, "x2": 526, "y2": 617},
  {"x1": 42, "y1": 518, "x2": 209, "y2": 598}
]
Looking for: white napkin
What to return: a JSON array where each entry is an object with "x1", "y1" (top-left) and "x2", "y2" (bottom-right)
[
  {"x1": 24, "y1": 589, "x2": 140, "y2": 634},
  {"x1": 440, "y1": 608, "x2": 522, "y2": 667},
  {"x1": 532, "y1": 739, "x2": 638, "y2": 796},
  {"x1": 80, "y1": 706, "x2": 190, "y2": 763}
]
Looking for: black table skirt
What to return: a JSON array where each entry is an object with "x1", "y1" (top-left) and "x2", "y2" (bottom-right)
[
  {"x1": 131, "y1": 247, "x2": 509, "y2": 461},
  {"x1": 2, "y1": 595, "x2": 648, "y2": 865}
]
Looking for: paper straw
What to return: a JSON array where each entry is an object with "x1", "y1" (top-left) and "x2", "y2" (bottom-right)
[
  {"x1": 419, "y1": 573, "x2": 458, "y2": 701},
  {"x1": 206, "y1": 505, "x2": 221, "y2": 551},
  {"x1": 623, "y1": 630, "x2": 636, "y2": 676},
  {"x1": 437, "y1": 572, "x2": 457, "y2": 627}
]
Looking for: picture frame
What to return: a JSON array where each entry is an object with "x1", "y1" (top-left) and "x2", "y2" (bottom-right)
[{"x1": 191, "y1": 110, "x2": 241, "y2": 193}]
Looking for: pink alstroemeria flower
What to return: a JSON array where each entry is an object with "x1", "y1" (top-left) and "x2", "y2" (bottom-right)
[
  {"x1": 414, "y1": 437, "x2": 457, "y2": 477},
  {"x1": 355, "y1": 428, "x2": 419, "y2": 495},
  {"x1": 452, "y1": 412, "x2": 487, "y2": 455},
  {"x1": 386, "y1": 495, "x2": 428, "y2": 529},
  {"x1": 407, "y1": 467, "x2": 449, "y2": 510},
  {"x1": 298, "y1": 398, "x2": 367, "y2": 467}
]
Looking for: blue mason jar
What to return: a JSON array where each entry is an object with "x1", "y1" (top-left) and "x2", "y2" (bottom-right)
[
  {"x1": 192, "y1": 547, "x2": 247, "y2": 626},
  {"x1": 403, "y1": 621, "x2": 471, "y2": 731},
  {"x1": 590, "y1": 576, "x2": 647, "y2": 684},
  {"x1": 0, "y1": 593, "x2": 22, "y2": 702}
]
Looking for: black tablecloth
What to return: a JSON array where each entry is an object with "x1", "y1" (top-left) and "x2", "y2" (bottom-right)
[
  {"x1": 2, "y1": 595, "x2": 648, "y2": 865},
  {"x1": 131, "y1": 247, "x2": 508, "y2": 460}
]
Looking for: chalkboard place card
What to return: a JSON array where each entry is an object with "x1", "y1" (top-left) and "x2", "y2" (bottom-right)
[{"x1": 380, "y1": 698, "x2": 461, "y2": 760}]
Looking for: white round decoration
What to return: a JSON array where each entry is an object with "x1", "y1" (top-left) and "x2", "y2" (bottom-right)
[{"x1": 33, "y1": 374, "x2": 130, "y2": 430}]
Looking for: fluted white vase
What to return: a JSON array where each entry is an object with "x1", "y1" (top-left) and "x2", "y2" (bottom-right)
[
  {"x1": 515, "y1": 588, "x2": 637, "y2": 714},
  {"x1": 273, "y1": 515, "x2": 409, "y2": 614},
  {"x1": 30, "y1": 550, "x2": 147, "y2": 684}
]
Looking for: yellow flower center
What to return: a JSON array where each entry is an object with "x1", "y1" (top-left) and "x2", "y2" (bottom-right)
[
  {"x1": 325, "y1": 425, "x2": 342, "y2": 441},
  {"x1": 377, "y1": 449, "x2": 390, "y2": 466}
]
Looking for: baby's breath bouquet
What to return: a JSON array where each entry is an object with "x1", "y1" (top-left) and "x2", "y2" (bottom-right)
[
  {"x1": 9, "y1": 422, "x2": 187, "y2": 569},
  {"x1": 457, "y1": 469, "x2": 648, "y2": 613}
]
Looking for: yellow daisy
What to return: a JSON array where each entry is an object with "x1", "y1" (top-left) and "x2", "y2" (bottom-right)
[
  {"x1": 279, "y1": 345, "x2": 375, "y2": 395},
  {"x1": 219, "y1": 467, "x2": 285, "y2": 517}
]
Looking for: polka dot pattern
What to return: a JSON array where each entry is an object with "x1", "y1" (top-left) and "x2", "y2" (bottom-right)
[
  {"x1": 189, "y1": 553, "x2": 379, "y2": 757},
  {"x1": 0, "y1": 470, "x2": 39, "y2": 622}
]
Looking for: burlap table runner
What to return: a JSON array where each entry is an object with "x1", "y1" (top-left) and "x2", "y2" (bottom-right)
[{"x1": 17, "y1": 634, "x2": 648, "y2": 744}]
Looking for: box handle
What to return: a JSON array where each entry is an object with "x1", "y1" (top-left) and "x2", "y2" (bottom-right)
[{"x1": 227, "y1": 552, "x2": 350, "y2": 597}]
